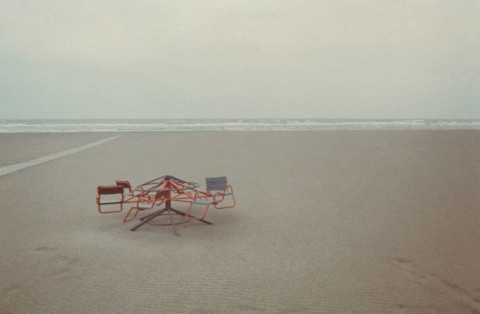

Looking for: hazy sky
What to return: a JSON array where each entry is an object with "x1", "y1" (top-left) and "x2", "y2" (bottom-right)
[{"x1": 1, "y1": 0, "x2": 479, "y2": 119}]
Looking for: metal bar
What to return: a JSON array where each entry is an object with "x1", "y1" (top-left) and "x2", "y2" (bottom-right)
[
  {"x1": 130, "y1": 208, "x2": 167, "y2": 231},
  {"x1": 166, "y1": 208, "x2": 179, "y2": 236},
  {"x1": 170, "y1": 208, "x2": 213, "y2": 225},
  {"x1": 139, "y1": 208, "x2": 167, "y2": 221}
]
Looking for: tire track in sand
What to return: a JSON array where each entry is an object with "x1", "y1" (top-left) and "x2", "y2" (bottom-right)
[
  {"x1": 0, "y1": 136, "x2": 120, "y2": 177},
  {"x1": 390, "y1": 256, "x2": 480, "y2": 313}
]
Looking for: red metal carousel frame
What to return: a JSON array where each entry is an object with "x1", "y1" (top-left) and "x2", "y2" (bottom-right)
[{"x1": 96, "y1": 175, "x2": 235, "y2": 236}]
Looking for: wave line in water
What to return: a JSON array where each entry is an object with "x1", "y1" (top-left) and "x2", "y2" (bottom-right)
[{"x1": 0, "y1": 119, "x2": 479, "y2": 133}]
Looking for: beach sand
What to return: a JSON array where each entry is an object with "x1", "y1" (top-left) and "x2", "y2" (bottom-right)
[{"x1": 1, "y1": 131, "x2": 479, "y2": 313}]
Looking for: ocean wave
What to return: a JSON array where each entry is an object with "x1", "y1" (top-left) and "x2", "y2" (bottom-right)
[{"x1": 0, "y1": 119, "x2": 479, "y2": 133}]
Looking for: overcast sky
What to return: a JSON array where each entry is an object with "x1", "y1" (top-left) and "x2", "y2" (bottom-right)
[{"x1": 0, "y1": 0, "x2": 479, "y2": 119}]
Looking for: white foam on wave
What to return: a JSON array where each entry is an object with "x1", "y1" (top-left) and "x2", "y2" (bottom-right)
[{"x1": 0, "y1": 119, "x2": 479, "y2": 133}]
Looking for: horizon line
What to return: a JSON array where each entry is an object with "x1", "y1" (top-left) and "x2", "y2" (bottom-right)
[{"x1": 1, "y1": 118, "x2": 480, "y2": 121}]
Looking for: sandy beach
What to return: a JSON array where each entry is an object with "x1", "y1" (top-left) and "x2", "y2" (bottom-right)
[{"x1": 1, "y1": 131, "x2": 479, "y2": 313}]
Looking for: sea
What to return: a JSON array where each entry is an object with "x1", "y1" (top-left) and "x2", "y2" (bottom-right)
[{"x1": 0, "y1": 119, "x2": 479, "y2": 133}]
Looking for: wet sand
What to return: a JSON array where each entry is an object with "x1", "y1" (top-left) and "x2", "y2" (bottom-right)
[{"x1": 1, "y1": 131, "x2": 479, "y2": 313}]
